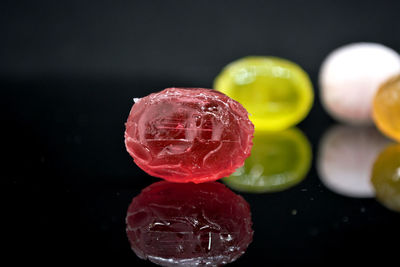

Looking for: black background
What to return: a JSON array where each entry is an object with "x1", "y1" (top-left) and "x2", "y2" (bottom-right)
[{"x1": 2, "y1": 0, "x2": 400, "y2": 265}]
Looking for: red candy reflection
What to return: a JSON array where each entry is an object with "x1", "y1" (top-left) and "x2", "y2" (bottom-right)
[
  {"x1": 126, "y1": 182, "x2": 253, "y2": 266},
  {"x1": 124, "y1": 88, "x2": 254, "y2": 183}
]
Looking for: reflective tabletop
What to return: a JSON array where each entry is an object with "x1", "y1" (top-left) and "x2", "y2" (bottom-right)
[
  {"x1": 4, "y1": 78, "x2": 400, "y2": 266},
  {"x1": 3, "y1": 1, "x2": 400, "y2": 265}
]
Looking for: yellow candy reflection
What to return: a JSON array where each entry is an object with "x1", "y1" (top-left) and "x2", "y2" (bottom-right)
[
  {"x1": 214, "y1": 56, "x2": 314, "y2": 131},
  {"x1": 371, "y1": 144, "x2": 400, "y2": 212},
  {"x1": 222, "y1": 128, "x2": 312, "y2": 193}
]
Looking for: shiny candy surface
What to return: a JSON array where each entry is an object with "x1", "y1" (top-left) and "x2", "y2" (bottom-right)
[
  {"x1": 319, "y1": 43, "x2": 400, "y2": 124},
  {"x1": 124, "y1": 88, "x2": 254, "y2": 183},
  {"x1": 373, "y1": 75, "x2": 400, "y2": 142},
  {"x1": 126, "y1": 181, "x2": 253, "y2": 266},
  {"x1": 371, "y1": 144, "x2": 400, "y2": 212},
  {"x1": 214, "y1": 56, "x2": 314, "y2": 131},
  {"x1": 223, "y1": 128, "x2": 311, "y2": 193}
]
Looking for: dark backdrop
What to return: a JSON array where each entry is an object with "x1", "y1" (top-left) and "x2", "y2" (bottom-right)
[{"x1": 2, "y1": 0, "x2": 400, "y2": 266}]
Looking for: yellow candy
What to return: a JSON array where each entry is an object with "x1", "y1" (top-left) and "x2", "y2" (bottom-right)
[
  {"x1": 371, "y1": 144, "x2": 400, "y2": 212},
  {"x1": 214, "y1": 56, "x2": 314, "y2": 131},
  {"x1": 373, "y1": 74, "x2": 400, "y2": 142},
  {"x1": 222, "y1": 128, "x2": 312, "y2": 193}
]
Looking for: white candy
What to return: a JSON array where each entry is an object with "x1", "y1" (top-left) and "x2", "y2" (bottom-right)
[{"x1": 319, "y1": 43, "x2": 400, "y2": 124}]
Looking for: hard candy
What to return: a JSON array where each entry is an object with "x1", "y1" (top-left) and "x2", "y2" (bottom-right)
[
  {"x1": 319, "y1": 42, "x2": 400, "y2": 124},
  {"x1": 373, "y1": 74, "x2": 400, "y2": 142},
  {"x1": 214, "y1": 56, "x2": 314, "y2": 131},
  {"x1": 223, "y1": 128, "x2": 311, "y2": 193},
  {"x1": 371, "y1": 144, "x2": 400, "y2": 212},
  {"x1": 126, "y1": 181, "x2": 253, "y2": 266},
  {"x1": 124, "y1": 88, "x2": 254, "y2": 183}
]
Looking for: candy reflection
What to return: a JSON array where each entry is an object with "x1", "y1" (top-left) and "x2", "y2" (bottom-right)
[
  {"x1": 126, "y1": 182, "x2": 253, "y2": 266},
  {"x1": 318, "y1": 125, "x2": 390, "y2": 198},
  {"x1": 222, "y1": 127, "x2": 312, "y2": 193},
  {"x1": 371, "y1": 144, "x2": 400, "y2": 212}
]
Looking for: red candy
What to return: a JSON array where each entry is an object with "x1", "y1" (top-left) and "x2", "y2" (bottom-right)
[
  {"x1": 124, "y1": 88, "x2": 254, "y2": 183},
  {"x1": 126, "y1": 181, "x2": 253, "y2": 266}
]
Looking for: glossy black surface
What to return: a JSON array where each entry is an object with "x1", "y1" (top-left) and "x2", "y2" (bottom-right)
[{"x1": 3, "y1": 0, "x2": 400, "y2": 265}]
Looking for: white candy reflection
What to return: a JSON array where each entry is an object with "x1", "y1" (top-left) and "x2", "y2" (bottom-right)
[{"x1": 317, "y1": 125, "x2": 390, "y2": 198}]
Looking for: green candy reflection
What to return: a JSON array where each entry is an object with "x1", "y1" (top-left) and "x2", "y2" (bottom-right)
[
  {"x1": 222, "y1": 128, "x2": 312, "y2": 193},
  {"x1": 371, "y1": 144, "x2": 400, "y2": 212}
]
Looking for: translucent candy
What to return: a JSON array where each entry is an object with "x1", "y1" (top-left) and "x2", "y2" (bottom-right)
[
  {"x1": 126, "y1": 181, "x2": 253, "y2": 266},
  {"x1": 124, "y1": 88, "x2": 254, "y2": 183},
  {"x1": 373, "y1": 74, "x2": 400, "y2": 142},
  {"x1": 214, "y1": 56, "x2": 313, "y2": 131}
]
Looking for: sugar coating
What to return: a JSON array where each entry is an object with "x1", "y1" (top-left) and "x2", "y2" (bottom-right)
[
  {"x1": 319, "y1": 43, "x2": 400, "y2": 124},
  {"x1": 124, "y1": 88, "x2": 254, "y2": 183}
]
